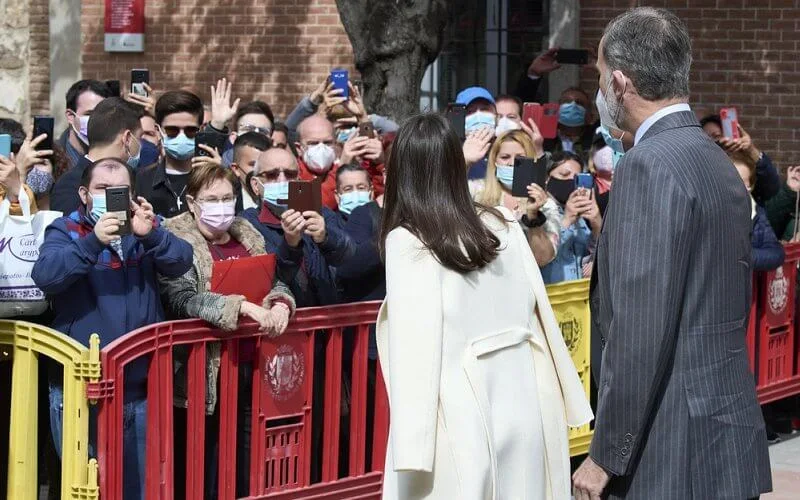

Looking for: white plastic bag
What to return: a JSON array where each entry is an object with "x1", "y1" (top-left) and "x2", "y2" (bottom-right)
[{"x1": 0, "y1": 188, "x2": 61, "y2": 317}]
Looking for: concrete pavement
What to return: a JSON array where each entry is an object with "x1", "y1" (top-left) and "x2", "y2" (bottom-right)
[{"x1": 766, "y1": 434, "x2": 800, "y2": 499}]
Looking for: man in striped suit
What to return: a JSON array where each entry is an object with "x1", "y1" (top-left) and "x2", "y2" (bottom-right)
[{"x1": 573, "y1": 7, "x2": 772, "y2": 499}]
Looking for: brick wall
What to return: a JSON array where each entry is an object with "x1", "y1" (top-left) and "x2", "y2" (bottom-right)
[
  {"x1": 580, "y1": 0, "x2": 800, "y2": 169},
  {"x1": 80, "y1": 0, "x2": 357, "y2": 122},
  {"x1": 29, "y1": 0, "x2": 50, "y2": 116}
]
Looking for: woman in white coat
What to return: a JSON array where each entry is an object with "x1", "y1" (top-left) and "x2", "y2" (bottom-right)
[{"x1": 377, "y1": 113, "x2": 593, "y2": 500}]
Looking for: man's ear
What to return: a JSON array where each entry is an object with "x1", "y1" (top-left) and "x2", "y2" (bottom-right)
[
  {"x1": 611, "y1": 70, "x2": 627, "y2": 100},
  {"x1": 250, "y1": 176, "x2": 262, "y2": 198},
  {"x1": 78, "y1": 186, "x2": 90, "y2": 206}
]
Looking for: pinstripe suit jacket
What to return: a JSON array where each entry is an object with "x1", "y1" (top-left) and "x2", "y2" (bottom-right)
[{"x1": 589, "y1": 110, "x2": 772, "y2": 499}]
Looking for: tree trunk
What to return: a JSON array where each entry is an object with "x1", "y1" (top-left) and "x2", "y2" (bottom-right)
[{"x1": 335, "y1": 0, "x2": 457, "y2": 122}]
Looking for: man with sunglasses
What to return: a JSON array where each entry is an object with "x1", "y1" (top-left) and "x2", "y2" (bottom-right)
[
  {"x1": 242, "y1": 147, "x2": 354, "y2": 307},
  {"x1": 135, "y1": 90, "x2": 205, "y2": 218}
]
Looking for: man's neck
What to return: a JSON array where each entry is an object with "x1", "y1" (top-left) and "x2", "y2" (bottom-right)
[
  {"x1": 624, "y1": 98, "x2": 688, "y2": 137},
  {"x1": 68, "y1": 131, "x2": 87, "y2": 154},
  {"x1": 165, "y1": 157, "x2": 192, "y2": 173},
  {"x1": 87, "y1": 145, "x2": 122, "y2": 162}
]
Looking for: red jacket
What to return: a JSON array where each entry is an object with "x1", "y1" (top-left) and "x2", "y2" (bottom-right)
[{"x1": 298, "y1": 158, "x2": 385, "y2": 211}]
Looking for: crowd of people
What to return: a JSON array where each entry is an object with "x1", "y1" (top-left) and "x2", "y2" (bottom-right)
[{"x1": 0, "y1": 16, "x2": 799, "y2": 497}]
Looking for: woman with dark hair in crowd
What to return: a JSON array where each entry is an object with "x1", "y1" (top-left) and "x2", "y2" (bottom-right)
[
  {"x1": 540, "y1": 151, "x2": 601, "y2": 283},
  {"x1": 377, "y1": 113, "x2": 591, "y2": 499}
]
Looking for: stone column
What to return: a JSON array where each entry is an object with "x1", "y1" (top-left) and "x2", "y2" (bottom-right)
[
  {"x1": 0, "y1": 0, "x2": 31, "y2": 122},
  {"x1": 547, "y1": 0, "x2": 580, "y2": 102}
]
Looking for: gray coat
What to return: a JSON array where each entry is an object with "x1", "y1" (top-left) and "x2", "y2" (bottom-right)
[
  {"x1": 589, "y1": 110, "x2": 772, "y2": 499},
  {"x1": 159, "y1": 212, "x2": 295, "y2": 414}
]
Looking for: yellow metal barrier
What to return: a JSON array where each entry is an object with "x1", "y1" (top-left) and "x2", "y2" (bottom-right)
[
  {"x1": 0, "y1": 320, "x2": 100, "y2": 500},
  {"x1": 546, "y1": 279, "x2": 593, "y2": 457}
]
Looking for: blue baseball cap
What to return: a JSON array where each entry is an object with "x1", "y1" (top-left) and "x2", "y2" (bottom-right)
[{"x1": 455, "y1": 87, "x2": 495, "y2": 106}]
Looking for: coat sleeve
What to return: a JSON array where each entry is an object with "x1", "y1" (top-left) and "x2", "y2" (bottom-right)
[
  {"x1": 32, "y1": 219, "x2": 108, "y2": 295},
  {"x1": 137, "y1": 227, "x2": 194, "y2": 278},
  {"x1": 753, "y1": 152, "x2": 780, "y2": 205},
  {"x1": 588, "y1": 150, "x2": 696, "y2": 476},
  {"x1": 335, "y1": 205, "x2": 383, "y2": 280},
  {"x1": 158, "y1": 266, "x2": 246, "y2": 331},
  {"x1": 318, "y1": 209, "x2": 356, "y2": 265},
  {"x1": 765, "y1": 182, "x2": 797, "y2": 240},
  {"x1": 384, "y1": 228, "x2": 443, "y2": 472},
  {"x1": 752, "y1": 207, "x2": 785, "y2": 272}
]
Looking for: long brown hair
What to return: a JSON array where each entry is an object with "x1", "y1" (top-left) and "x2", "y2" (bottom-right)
[
  {"x1": 476, "y1": 129, "x2": 537, "y2": 208},
  {"x1": 380, "y1": 113, "x2": 503, "y2": 273}
]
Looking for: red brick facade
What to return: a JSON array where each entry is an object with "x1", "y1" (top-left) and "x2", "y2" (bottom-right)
[
  {"x1": 80, "y1": 0, "x2": 357, "y2": 121},
  {"x1": 74, "y1": 0, "x2": 799, "y2": 167},
  {"x1": 580, "y1": 0, "x2": 800, "y2": 168}
]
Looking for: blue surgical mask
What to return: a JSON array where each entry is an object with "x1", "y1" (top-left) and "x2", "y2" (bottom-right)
[
  {"x1": 465, "y1": 111, "x2": 496, "y2": 135},
  {"x1": 162, "y1": 132, "x2": 195, "y2": 161},
  {"x1": 599, "y1": 126, "x2": 625, "y2": 168},
  {"x1": 336, "y1": 127, "x2": 357, "y2": 144},
  {"x1": 338, "y1": 190, "x2": 371, "y2": 215},
  {"x1": 90, "y1": 193, "x2": 107, "y2": 222},
  {"x1": 126, "y1": 137, "x2": 142, "y2": 169},
  {"x1": 495, "y1": 164, "x2": 514, "y2": 189},
  {"x1": 558, "y1": 101, "x2": 587, "y2": 127},
  {"x1": 262, "y1": 181, "x2": 289, "y2": 207}
]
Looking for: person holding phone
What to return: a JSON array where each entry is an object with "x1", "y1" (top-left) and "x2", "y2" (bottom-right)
[
  {"x1": 539, "y1": 151, "x2": 601, "y2": 284},
  {"x1": 242, "y1": 147, "x2": 355, "y2": 307},
  {"x1": 378, "y1": 113, "x2": 591, "y2": 499},
  {"x1": 472, "y1": 130, "x2": 561, "y2": 268},
  {"x1": 32, "y1": 157, "x2": 193, "y2": 500}
]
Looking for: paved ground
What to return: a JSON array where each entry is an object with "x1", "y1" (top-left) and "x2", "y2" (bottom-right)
[{"x1": 766, "y1": 433, "x2": 800, "y2": 499}]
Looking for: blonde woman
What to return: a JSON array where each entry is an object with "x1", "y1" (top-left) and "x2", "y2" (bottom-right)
[{"x1": 472, "y1": 129, "x2": 561, "y2": 266}]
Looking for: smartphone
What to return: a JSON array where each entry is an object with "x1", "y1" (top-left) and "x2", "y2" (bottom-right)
[
  {"x1": 33, "y1": 116, "x2": 55, "y2": 152},
  {"x1": 105, "y1": 80, "x2": 121, "y2": 97},
  {"x1": 330, "y1": 68, "x2": 349, "y2": 99},
  {"x1": 194, "y1": 131, "x2": 226, "y2": 158},
  {"x1": 130, "y1": 69, "x2": 150, "y2": 97},
  {"x1": 106, "y1": 186, "x2": 132, "y2": 236},
  {"x1": 556, "y1": 49, "x2": 589, "y2": 65},
  {"x1": 0, "y1": 135, "x2": 10, "y2": 158},
  {"x1": 522, "y1": 102, "x2": 540, "y2": 127},
  {"x1": 532, "y1": 103, "x2": 560, "y2": 139},
  {"x1": 287, "y1": 180, "x2": 322, "y2": 214},
  {"x1": 358, "y1": 121, "x2": 375, "y2": 139},
  {"x1": 511, "y1": 156, "x2": 548, "y2": 197},
  {"x1": 720, "y1": 107, "x2": 740, "y2": 139},
  {"x1": 446, "y1": 103, "x2": 467, "y2": 141},
  {"x1": 575, "y1": 172, "x2": 595, "y2": 193}
]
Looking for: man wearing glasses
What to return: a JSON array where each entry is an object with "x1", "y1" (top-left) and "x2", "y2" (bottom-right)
[
  {"x1": 242, "y1": 147, "x2": 354, "y2": 307},
  {"x1": 135, "y1": 90, "x2": 205, "y2": 218}
]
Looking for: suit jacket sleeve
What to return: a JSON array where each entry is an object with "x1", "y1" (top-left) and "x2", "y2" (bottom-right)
[
  {"x1": 589, "y1": 150, "x2": 696, "y2": 476},
  {"x1": 384, "y1": 227, "x2": 443, "y2": 472},
  {"x1": 513, "y1": 72, "x2": 543, "y2": 103}
]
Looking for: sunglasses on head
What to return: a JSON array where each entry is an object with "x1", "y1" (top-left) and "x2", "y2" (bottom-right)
[
  {"x1": 256, "y1": 168, "x2": 300, "y2": 182},
  {"x1": 161, "y1": 125, "x2": 200, "y2": 139}
]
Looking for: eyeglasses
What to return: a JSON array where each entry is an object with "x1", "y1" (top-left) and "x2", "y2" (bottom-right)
[
  {"x1": 238, "y1": 125, "x2": 272, "y2": 136},
  {"x1": 196, "y1": 196, "x2": 237, "y2": 204},
  {"x1": 255, "y1": 168, "x2": 300, "y2": 182},
  {"x1": 161, "y1": 125, "x2": 200, "y2": 139}
]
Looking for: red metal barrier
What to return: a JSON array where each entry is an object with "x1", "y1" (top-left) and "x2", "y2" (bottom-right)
[
  {"x1": 756, "y1": 242, "x2": 800, "y2": 404},
  {"x1": 88, "y1": 301, "x2": 387, "y2": 500}
]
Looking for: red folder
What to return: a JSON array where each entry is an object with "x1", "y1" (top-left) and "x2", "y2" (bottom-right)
[{"x1": 210, "y1": 254, "x2": 276, "y2": 304}]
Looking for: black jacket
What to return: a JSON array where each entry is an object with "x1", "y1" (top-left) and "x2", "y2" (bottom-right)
[
  {"x1": 135, "y1": 161, "x2": 190, "y2": 219},
  {"x1": 50, "y1": 155, "x2": 91, "y2": 214}
]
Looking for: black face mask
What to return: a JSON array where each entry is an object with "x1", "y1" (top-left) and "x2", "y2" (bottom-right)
[{"x1": 547, "y1": 178, "x2": 575, "y2": 205}]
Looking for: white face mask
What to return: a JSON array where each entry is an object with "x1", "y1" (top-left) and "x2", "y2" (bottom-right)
[
  {"x1": 495, "y1": 116, "x2": 521, "y2": 137},
  {"x1": 303, "y1": 143, "x2": 337, "y2": 174},
  {"x1": 596, "y1": 74, "x2": 623, "y2": 131}
]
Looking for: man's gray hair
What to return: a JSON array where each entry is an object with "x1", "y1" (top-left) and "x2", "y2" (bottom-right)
[{"x1": 602, "y1": 7, "x2": 692, "y2": 101}]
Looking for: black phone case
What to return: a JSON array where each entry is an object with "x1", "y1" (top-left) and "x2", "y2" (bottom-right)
[
  {"x1": 511, "y1": 156, "x2": 548, "y2": 197},
  {"x1": 447, "y1": 104, "x2": 466, "y2": 141},
  {"x1": 194, "y1": 132, "x2": 226, "y2": 157},
  {"x1": 130, "y1": 70, "x2": 150, "y2": 97},
  {"x1": 33, "y1": 116, "x2": 54, "y2": 152},
  {"x1": 556, "y1": 49, "x2": 589, "y2": 65},
  {"x1": 106, "y1": 187, "x2": 131, "y2": 236}
]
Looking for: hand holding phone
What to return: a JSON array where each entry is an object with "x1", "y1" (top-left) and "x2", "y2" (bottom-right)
[
  {"x1": 574, "y1": 173, "x2": 595, "y2": 198},
  {"x1": 286, "y1": 180, "x2": 322, "y2": 214},
  {"x1": 33, "y1": 116, "x2": 55, "y2": 153},
  {"x1": 195, "y1": 131, "x2": 226, "y2": 158},
  {"x1": 330, "y1": 69, "x2": 349, "y2": 99},
  {"x1": 358, "y1": 121, "x2": 375, "y2": 139},
  {"x1": 0, "y1": 135, "x2": 10, "y2": 158},
  {"x1": 511, "y1": 156, "x2": 548, "y2": 197},
  {"x1": 720, "y1": 107, "x2": 740, "y2": 139}
]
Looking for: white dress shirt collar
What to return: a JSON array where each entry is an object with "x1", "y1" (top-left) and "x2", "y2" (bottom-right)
[{"x1": 634, "y1": 103, "x2": 692, "y2": 145}]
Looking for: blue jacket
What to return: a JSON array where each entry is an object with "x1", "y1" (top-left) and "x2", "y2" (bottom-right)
[
  {"x1": 540, "y1": 205, "x2": 593, "y2": 284},
  {"x1": 335, "y1": 202, "x2": 385, "y2": 303},
  {"x1": 242, "y1": 204, "x2": 355, "y2": 307},
  {"x1": 752, "y1": 203, "x2": 785, "y2": 272},
  {"x1": 32, "y1": 211, "x2": 193, "y2": 395}
]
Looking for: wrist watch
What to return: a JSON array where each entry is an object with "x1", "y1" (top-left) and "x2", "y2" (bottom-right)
[{"x1": 521, "y1": 212, "x2": 547, "y2": 228}]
